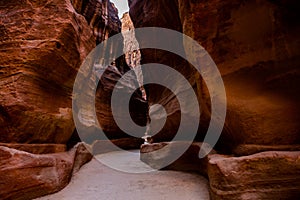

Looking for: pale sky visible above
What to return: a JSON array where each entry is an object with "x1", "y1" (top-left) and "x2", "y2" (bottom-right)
[{"x1": 110, "y1": 0, "x2": 129, "y2": 18}]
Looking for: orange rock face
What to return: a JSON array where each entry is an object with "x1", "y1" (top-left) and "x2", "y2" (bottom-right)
[
  {"x1": 129, "y1": 0, "x2": 208, "y2": 142},
  {"x1": 0, "y1": 143, "x2": 92, "y2": 200},
  {"x1": 0, "y1": 0, "x2": 95, "y2": 143},
  {"x1": 0, "y1": 0, "x2": 120, "y2": 199},
  {"x1": 129, "y1": 0, "x2": 300, "y2": 199},
  {"x1": 178, "y1": 0, "x2": 300, "y2": 151},
  {"x1": 129, "y1": 0, "x2": 300, "y2": 151},
  {"x1": 208, "y1": 151, "x2": 300, "y2": 199}
]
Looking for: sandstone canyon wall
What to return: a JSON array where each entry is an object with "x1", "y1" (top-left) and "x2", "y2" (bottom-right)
[
  {"x1": 129, "y1": 0, "x2": 209, "y2": 142},
  {"x1": 0, "y1": 0, "x2": 94, "y2": 144},
  {"x1": 0, "y1": 0, "x2": 121, "y2": 199},
  {"x1": 178, "y1": 0, "x2": 300, "y2": 153},
  {"x1": 129, "y1": 0, "x2": 300, "y2": 153},
  {"x1": 129, "y1": 0, "x2": 300, "y2": 199}
]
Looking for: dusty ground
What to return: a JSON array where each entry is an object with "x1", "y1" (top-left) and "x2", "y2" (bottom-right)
[{"x1": 37, "y1": 150, "x2": 210, "y2": 200}]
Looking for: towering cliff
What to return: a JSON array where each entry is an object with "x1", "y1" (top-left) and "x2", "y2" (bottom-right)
[
  {"x1": 71, "y1": 0, "x2": 121, "y2": 43},
  {"x1": 0, "y1": 0, "x2": 121, "y2": 199},
  {"x1": 178, "y1": 0, "x2": 300, "y2": 152},
  {"x1": 128, "y1": 0, "x2": 300, "y2": 199},
  {"x1": 129, "y1": 0, "x2": 209, "y2": 142},
  {"x1": 128, "y1": 0, "x2": 300, "y2": 152},
  {"x1": 121, "y1": 12, "x2": 146, "y2": 100},
  {"x1": 0, "y1": 0, "x2": 122, "y2": 145}
]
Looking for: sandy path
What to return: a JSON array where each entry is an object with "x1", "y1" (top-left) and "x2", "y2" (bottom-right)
[{"x1": 37, "y1": 150, "x2": 210, "y2": 200}]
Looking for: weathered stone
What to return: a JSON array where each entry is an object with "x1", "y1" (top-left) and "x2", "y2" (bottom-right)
[
  {"x1": 128, "y1": 2, "x2": 300, "y2": 199},
  {"x1": 0, "y1": 0, "x2": 95, "y2": 144},
  {"x1": 0, "y1": 143, "x2": 66, "y2": 154},
  {"x1": 0, "y1": 1, "x2": 120, "y2": 198},
  {"x1": 95, "y1": 64, "x2": 148, "y2": 139},
  {"x1": 71, "y1": 142, "x2": 93, "y2": 174},
  {"x1": 233, "y1": 144, "x2": 300, "y2": 156},
  {"x1": 129, "y1": 0, "x2": 300, "y2": 152},
  {"x1": 92, "y1": 138, "x2": 144, "y2": 154},
  {"x1": 140, "y1": 142, "x2": 215, "y2": 175},
  {"x1": 208, "y1": 151, "x2": 300, "y2": 200},
  {"x1": 71, "y1": 0, "x2": 121, "y2": 43},
  {"x1": 71, "y1": 3, "x2": 148, "y2": 142},
  {"x1": 128, "y1": 0, "x2": 208, "y2": 142},
  {"x1": 0, "y1": 143, "x2": 92, "y2": 200},
  {"x1": 178, "y1": 0, "x2": 300, "y2": 152},
  {"x1": 121, "y1": 12, "x2": 147, "y2": 100}
]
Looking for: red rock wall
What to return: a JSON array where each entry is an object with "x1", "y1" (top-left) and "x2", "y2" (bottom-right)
[
  {"x1": 0, "y1": 0, "x2": 95, "y2": 144},
  {"x1": 178, "y1": 0, "x2": 300, "y2": 152},
  {"x1": 71, "y1": 0, "x2": 121, "y2": 43},
  {"x1": 0, "y1": 0, "x2": 125, "y2": 144},
  {"x1": 128, "y1": 0, "x2": 300, "y2": 152},
  {"x1": 129, "y1": 1, "x2": 300, "y2": 199},
  {"x1": 0, "y1": 0, "x2": 120, "y2": 199},
  {"x1": 128, "y1": 0, "x2": 209, "y2": 142}
]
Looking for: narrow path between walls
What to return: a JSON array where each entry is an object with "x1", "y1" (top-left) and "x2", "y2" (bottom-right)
[{"x1": 36, "y1": 150, "x2": 210, "y2": 200}]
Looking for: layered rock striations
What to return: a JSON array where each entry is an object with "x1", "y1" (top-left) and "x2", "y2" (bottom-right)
[
  {"x1": 71, "y1": 0, "x2": 121, "y2": 44},
  {"x1": 178, "y1": 0, "x2": 300, "y2": 153},
  {"x1": 0, "y1": 0, "x2": 121, "y2": 198},
  {"x1": 128, "y1": 0, "x2": 300, "y2": 153},
  {"x1": 0, "y1": 0, "x2": 95, "y2": 144},
  {"x1": 73, "y1": 11, "x2": 148, "y2": 141},
  {"x1": 128, "y1": 0, "x2": 208, "y2": 142},
  {"x1": 129, "y1": 0, "x2": 300, "y2": 199},
  {"x1": 0, "y1": 143, "x2": 92, "y2": 200}
]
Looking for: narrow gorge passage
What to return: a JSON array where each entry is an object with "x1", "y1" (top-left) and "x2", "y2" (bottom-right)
[
  {"x1": 36, "y1": 151, "x2": 210, "y2": 200},
  {"x1": 38, "y1": 13, "x2": 211, "y2": 200},
  {"x1": 1, "y1": 0, "x2": 299, "y2": 199}
]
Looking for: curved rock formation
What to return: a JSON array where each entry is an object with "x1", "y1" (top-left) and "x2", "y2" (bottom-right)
[
  {"x1": 129, "y1": 0, "x2": 300, "y2": 199},
  {"x1": 0, "y1": 143, "x2": 92, "y2": 200},
  {"x1": 178, "y1": 0, "x2": 300, "y2": 152},
  {"x1": 128, "y1": 0, "x2": 209, "y2": 142},
  {"x1": 0, "y1": 0, "x2": 95, "y2": 144},
  {"x1": 208, "y1": 151, "x2": 300, "y2": 199},
  {"x1": 129, "y1": 0, "x2": 300, "y2": 152},
  {"x1": 0, "y1": 0, "x2": 121, "y2": 199},
  {"x1": 73, "y1": 10, "x2": 148, "y2": 142}
]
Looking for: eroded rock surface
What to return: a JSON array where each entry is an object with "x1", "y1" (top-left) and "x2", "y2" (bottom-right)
[
  {"x1": 129, "y1": 0, "x2": 300, "y2": 152},
  {"x1": 0, "y1": 143, "x2": 92, "y2": 200},
  {"x1": 128, "y1": 0, "x2": 208, "y2": 142},
  {"x1": 0, "y1": 0, "x2": 95, "y2": 143},
  {"x1": 0, "y1": 0, "x2": 120, "y2": 199},
  {"x1": 73, "y1": 7, "x2": 148, "y2": 141},
  {"x1": 129, "y1": 1, "x2": 300, "y2": 199},
  {"x1": 71, "y1": 0, "x2": 121, "y2": 43},
  {"x1": 208, "y1": 151, "x2": 300, "y2": 200},
  {"x1": 141, "y1": 142, "x2": 215, "y2": 175},
  {"x1": 178, "y1": 0, "x2": 300, "y2": 151}
]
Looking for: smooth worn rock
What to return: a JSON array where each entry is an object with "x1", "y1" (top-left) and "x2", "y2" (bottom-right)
[
  {"x1": 92, "y1": 138, "x2": 144, "y2": 154},
  {"x1": 0, "y1": 143, "x2": 66, "y2": 154},
  {"x1": 178, "y1": 0, "x2": 300, "y2": 152},
  {"x1": 0, "y1": 0, "x2": 95, "y2": 143},
  {"x1": 73, "y1": 53, "x2": 148, "y2": 141},
  {"x1": 0, "y1": 142, "x2": 92, "y2": 200},
  {"x1": 233, "y1": 144, "x2": 300, "y2": 156},
  {"x1": 72, "y1": 3, "x2": 148, "y2": 142},
  {"x1": 95, "y1": 64, "x2": 148, "y2": 139},
  {"x1": 129, "y1": 0, "x2": 300, "y2": 152},
  {"x1": 140, "y1": 142, "x2": 215, "y2": 175},
  {"x1": 208, "y1": 151, "x2": 300, "y2": 200},
  {"x1": 129, "y1": 0, "x2": 208, "y2": 142}
]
